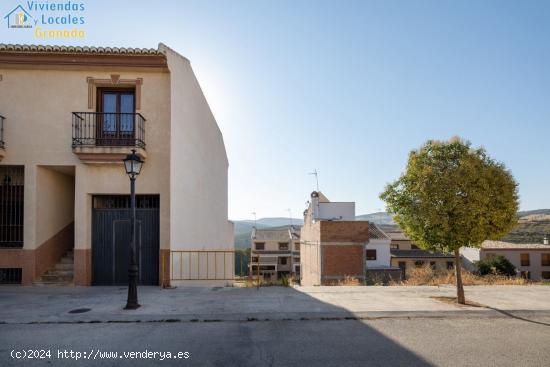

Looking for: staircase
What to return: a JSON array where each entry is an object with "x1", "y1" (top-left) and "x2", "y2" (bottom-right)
[{"x1": 33, "y1": 249, "x2": 74, "y2": 286}]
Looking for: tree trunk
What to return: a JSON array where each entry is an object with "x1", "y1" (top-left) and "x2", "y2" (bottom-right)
[{"x1": 454, "y1": 249, "x2": 465, "y2": 304}]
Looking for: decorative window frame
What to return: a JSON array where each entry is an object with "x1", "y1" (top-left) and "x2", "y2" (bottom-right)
[{"x1": 87, "y1": 75, "x2": 143, "y2": 110}]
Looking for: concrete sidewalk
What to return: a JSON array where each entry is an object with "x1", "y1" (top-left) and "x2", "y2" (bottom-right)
[{"x1": 0, "y1": 285, "x2": 548, "y2": 324}]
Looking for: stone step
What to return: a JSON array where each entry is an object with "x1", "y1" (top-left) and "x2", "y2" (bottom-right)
[
  {"x1": 46, "y1": 269, "x2": 74, "y2": 276},
  {"x1": 33, "y1": 281, "x2": 73, "y2": 287},
  {"x1": 54, "y1": 263, "x2": 74, "y2": 271},
  {"x1": 59, "y1": 257, "x2": 74, "y2": 264},
  {"x1": 39, "y1": 274, "x2": 74, "y2": 282}
]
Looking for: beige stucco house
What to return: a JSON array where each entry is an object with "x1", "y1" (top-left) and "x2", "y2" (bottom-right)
[
  {"x1": 385, "y1": 230, "x2": 455, "y2": 278},
  {"x1": 461, "y1": 240, "x2": 550, "y2": 281},
  {"x1": 249, "y1": 226, "x2": 301, "y2": 282},
  {"x1": 0, "y1": 43, "x2": 234, "y2": 286}
]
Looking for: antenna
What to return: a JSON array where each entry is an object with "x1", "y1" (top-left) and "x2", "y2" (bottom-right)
[
  {"x1": 309, "y1": 169, "x2": 319, "y2": 191},
  {"x1": 286, "y1": 208, "x2": 293, "y2": 227},
  {"x1": 251, "y1": 211, "x2": 257, "y2": 228}
]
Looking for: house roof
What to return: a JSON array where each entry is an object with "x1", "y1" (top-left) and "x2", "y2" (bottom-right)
[
  {"x1": 369, "y1": 223, "x2": 390, "y2": 240},
  {"x1": 386, "y1": 231, "x2": 411, "y2": 241},
  {"x1": 390, "y1": 249, "x2": 454, "y2": 258},
  {"x1": 0, "y1": 44, "x2": 162, "y2": 55},
  {"x1": 481, "y1": 240, "x2": 550, "y2": 250},
  {"x1": 252, "y1": 227, "x2": 299, "y2": 242}
]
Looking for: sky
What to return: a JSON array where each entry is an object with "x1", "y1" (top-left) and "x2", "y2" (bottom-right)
[{"x1": 1, "y1": 0, "x2": 550, "y2": 220}]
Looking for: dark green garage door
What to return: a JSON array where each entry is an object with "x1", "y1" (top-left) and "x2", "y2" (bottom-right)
[{"x1": 92, "y1": 195, "x2": 159, "y2": 285}]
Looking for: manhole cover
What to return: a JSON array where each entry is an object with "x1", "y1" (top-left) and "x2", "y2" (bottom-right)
[{"x1": 68, "y1": 308, "x2": 91, "y2": 314}]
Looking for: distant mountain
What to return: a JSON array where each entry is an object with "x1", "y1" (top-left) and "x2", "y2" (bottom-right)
[
  {"x1": 518, "y1": 209, "x2": 550, "y2": 218},
  {"x1": 355, "y1": 212, "x2": 395, "y2": 225}
]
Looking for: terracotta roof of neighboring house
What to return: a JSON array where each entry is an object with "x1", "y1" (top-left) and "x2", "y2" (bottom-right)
[
  {"x1": 0, "y1": 44, "x2": 162, "y2": 55},
  {"x1": 386, "y1": 231, "x2": 411, "y2": 241},
  {"x1": 390, "y1": 249, "x2": 454, "y2": 258},
  {"x1": 369, "y1": 223, "x2": 390, "y2": 240},
  {"x1": 481, "y1": 240, "x2": 550, "y2": 250}
]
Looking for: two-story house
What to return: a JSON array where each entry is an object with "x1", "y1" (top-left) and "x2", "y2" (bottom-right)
[
  {"x1": 249, "y1": 225, "x2": 301, "y2": 281},
  {"x1": 0, "y1": 43, "x2": 234, "y2": 286}
]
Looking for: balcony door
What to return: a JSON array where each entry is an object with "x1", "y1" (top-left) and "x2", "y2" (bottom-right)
[{"x1": 97, "y1": 89, "x2": 135, "y2": 146}]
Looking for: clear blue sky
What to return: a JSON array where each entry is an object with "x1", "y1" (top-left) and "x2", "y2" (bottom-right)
[{"x1": 2, "y1": 0, "x2": 549, "y2": 220}]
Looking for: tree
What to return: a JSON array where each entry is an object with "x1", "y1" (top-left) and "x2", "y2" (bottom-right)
[
  {"x1": 380, "y1": 137, "x2": 518, "y2": 304},
  {"x1": 476, "y1": 255, "x2": 516, "y2": 276}
]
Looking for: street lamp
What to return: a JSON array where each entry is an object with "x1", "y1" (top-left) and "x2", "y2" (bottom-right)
[{"x1": 123, "y1": 149, "x2": 143, "y2": 310}]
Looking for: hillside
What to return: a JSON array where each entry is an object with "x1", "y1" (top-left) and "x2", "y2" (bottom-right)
[{"x1": 502, "y1": 212, "x2": 550, "y2": 244}]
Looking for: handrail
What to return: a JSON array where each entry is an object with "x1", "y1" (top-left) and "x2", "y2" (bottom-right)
[{"x1": 72, "y1": 112, "x2": 146, "y2": 149}]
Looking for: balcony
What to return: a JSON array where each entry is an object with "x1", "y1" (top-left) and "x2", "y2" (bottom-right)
[
  {"x1": 0, "y1": 115, "x2": 5, "y2": 161},
  {"x1": 72, "y1": 112, "x2": 146, "y2": 163}
]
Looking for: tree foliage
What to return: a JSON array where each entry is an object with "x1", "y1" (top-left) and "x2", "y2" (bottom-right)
[{"x1": 380, "y1": 137, "x2": 519, "y2": 253}]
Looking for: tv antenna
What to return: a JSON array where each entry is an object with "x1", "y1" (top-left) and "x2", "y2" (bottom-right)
[
  {"x1": 251, "y1": 211, "x2": 257, "y2": 228},
  {"x1": 285, "y1": 208, "x2": 293, "y2": 227},
  {"x1": 309, "y1": 169, "x2": 319, "y2": 191}
]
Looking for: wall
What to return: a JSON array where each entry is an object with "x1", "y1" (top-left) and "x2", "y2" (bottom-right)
[
  {"x1": 316, "y1": 202, "x2": 355, "y2": 220},
  {"x1": 35, "y1": 166, "x2": 74, "y2": 247},
  {"x1": 0, "y1": 61, "x2": 171, "y2": 285},
  {"x1": 365, "y1": 239, "x2": 391, "y2": 268},
  {"x1": 460, "y1": 247, "x2": 480, "y2": 271},
  {"x1": 319, "y1": 221, "x2": 369, "y2": 243},
  {"x1": 300, "y1": 219, "x2": 321, "y2": 286},
  {"x1": 321, "y1": 244, "x2": 365, "y2": 283},
  {"x1": 161, "y1": 44, "x2": 234, "y2": 285},
  {"x1": 480, "y1": 249, "x2": 550, "y2": 281}
]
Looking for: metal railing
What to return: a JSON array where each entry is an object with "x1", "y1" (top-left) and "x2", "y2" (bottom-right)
[
  {"x1": 72, "y1": 112, "x2": 146, "y2": 149},
  {"x1": 0, "y1": 166, "x2": 24, "y2": 248},
  {"x1": 166, "y1": 250, "x2": 235, "y2": 282},
  {"x1": 0, "y1": 115, "x2": 5, "y2": 149}
]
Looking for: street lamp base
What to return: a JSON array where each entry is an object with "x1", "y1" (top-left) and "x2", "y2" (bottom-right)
[{"x1": 124, "y1": 302, "x2": 141, "y2": 310}]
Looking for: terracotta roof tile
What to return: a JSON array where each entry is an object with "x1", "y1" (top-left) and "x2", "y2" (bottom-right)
[{"x1": 0, "y1": 44, "x2": 162, "y2": 55}]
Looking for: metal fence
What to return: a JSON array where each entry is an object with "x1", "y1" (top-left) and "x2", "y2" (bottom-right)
[
  {"x1": 0, "y1": 115, "x2": 5, "y2": 149},
  {"x1": 166, "y1": 250, "x2": 235, "y2": 282}
]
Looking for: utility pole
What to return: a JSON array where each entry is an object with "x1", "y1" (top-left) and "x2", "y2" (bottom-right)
[{"x1": 309, "y1": 169, "x2": 319, "y2": 191}]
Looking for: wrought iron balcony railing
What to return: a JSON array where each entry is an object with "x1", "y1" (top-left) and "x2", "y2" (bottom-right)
[
  {"x1": 72, "y1": 112, "x2": 146, "y2": 149},
  {"x1": 0, "y1": 115, "x2": 5, "y2": 149}
]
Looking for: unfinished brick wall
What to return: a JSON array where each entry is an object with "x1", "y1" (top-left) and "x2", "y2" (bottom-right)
[
  {"x1": 319, "y1": 221, "x2": 369, "y2": 242},
  {"x1": 322, "y1": 244, "x2": 365, "y2": 279}
]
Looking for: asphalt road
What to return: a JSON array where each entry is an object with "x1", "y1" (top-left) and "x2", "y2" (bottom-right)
[{"x1": 1, "y1": 316, "x2": 549, "y2": 367}]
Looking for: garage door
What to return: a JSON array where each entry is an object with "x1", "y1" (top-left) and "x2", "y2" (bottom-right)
[{"x1": 92, "y1": 195, "x2": 159, "y2": 285}]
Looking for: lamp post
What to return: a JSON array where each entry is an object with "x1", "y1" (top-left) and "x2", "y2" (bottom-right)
[{"x1": 123, "y1": 149, "x2": 143, "y2": 310}]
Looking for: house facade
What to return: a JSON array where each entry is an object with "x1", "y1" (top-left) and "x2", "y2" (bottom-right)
[
  {"x1": 249, "y1": 226, "x2": 301, "y2": 282},
  {"x1": 461, "y1": 240, "x2": 550, "y2": 281},
  {"x1": 0, "y1": 43, "x2": 234, "y2": 286},
  {"x1": 386, "y1": 230, "x2": 455, "y2": 278},
  {"x1": 365, "y1": 223, "x2": 401, "y2": 282}
]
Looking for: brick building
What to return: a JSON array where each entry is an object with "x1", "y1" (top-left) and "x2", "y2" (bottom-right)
[{"x1": 300, "y1": 191, "x2": 369, "y2": 286}]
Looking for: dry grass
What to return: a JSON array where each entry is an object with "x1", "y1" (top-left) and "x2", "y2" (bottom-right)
[
  {"x1": 324, "y1": 276, "x2": 362, "y2": 286},
  {"x1": 391, "y1": 266, "x2": 530, "y2": 286}
]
